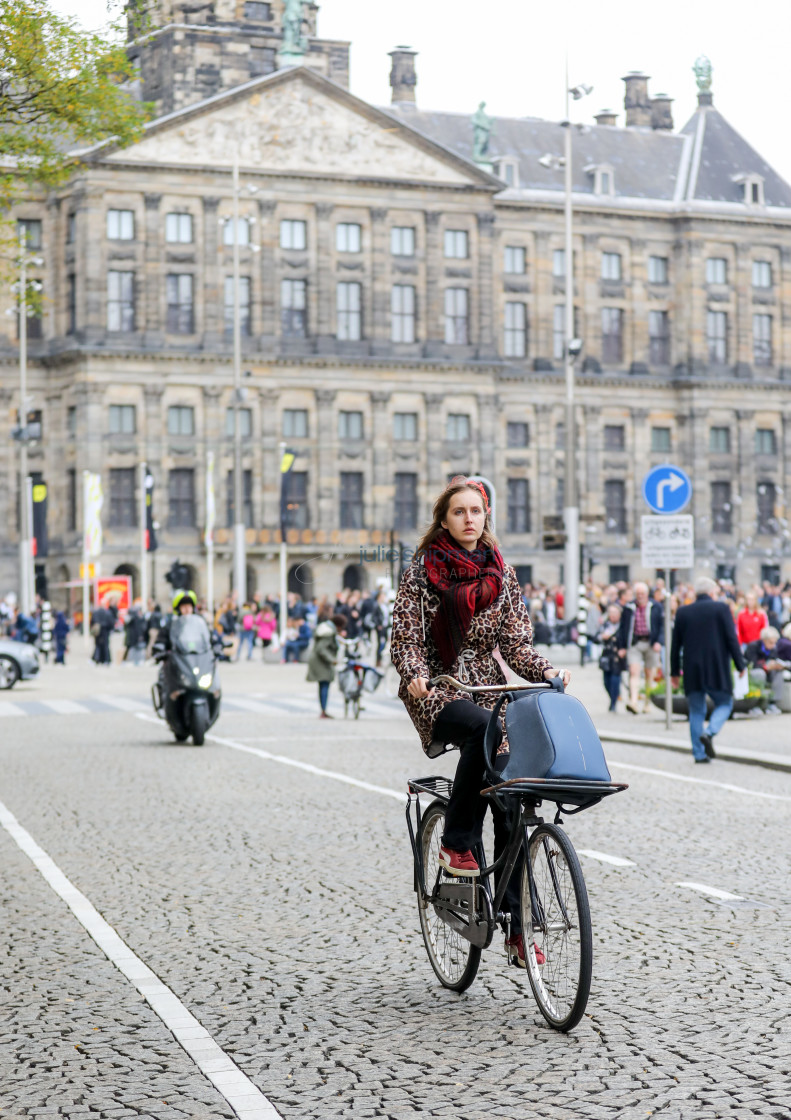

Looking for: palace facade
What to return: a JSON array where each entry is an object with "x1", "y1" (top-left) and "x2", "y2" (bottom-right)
[{"x1": 3, "y1": 0, "x2": 791, "y2": 602}]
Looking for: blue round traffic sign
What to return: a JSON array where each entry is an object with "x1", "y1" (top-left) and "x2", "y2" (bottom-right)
[{"x1": 642, "y1": 465, "x2": 692, "y2": 514}]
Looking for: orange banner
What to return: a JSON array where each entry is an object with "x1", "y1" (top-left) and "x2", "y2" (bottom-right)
[{"x1": 95, "y1": 576, "x2": 131, "y2": 612}]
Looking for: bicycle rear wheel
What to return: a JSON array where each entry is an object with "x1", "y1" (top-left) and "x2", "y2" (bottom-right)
[
  {"x1": 416, "y1": 800, "x2": 481, "y2": 993},
  {"x1": 521, "y1": 823, "x2": 592, "y2": 1031}
]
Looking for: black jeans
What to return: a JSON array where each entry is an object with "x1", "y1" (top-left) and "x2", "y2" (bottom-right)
[{"x1": 433, "y1": 699, "x2": 523, "y2": 934}]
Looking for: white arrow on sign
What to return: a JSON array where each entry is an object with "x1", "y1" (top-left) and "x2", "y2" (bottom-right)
[{"x1": 656, "y1": 472, "x2": 685, "y2": 509}]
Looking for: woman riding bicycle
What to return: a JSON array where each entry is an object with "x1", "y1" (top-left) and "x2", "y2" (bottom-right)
[{"x1": 391, "y1": 476, "x2": 570, "y2": 967}]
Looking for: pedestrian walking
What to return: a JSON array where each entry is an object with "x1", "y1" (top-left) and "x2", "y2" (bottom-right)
[
  {"x1": 390, "y1": 475, "x2": 568, "y2": 968},
  {"x1": 234, "y1": 603, "x2": 256, "y2": 661},
  {"x1": 617, "y1": 582, "x2": 663, "y2": 714},
  {"x1": 53, "y1": 611, "x2": 70, "y2": 665},
  {"x1": 123, "y1": 603, "x2": 148, "y2": 665},
  {"x1": 670, "y1": 576, "x2": 747, "y2": 763},
  {"x1": 254, "y1": 604, "x2": 277, "y2": 656},
  {"x1": 90, "y1": 602, "x2": 114, "y2": 665},
  {"x1": 306, "y1": 608, "x2": 346, "y2": 718},
  {"x1": 596, "y1": 603, "x2": 625, "y2": 712}
]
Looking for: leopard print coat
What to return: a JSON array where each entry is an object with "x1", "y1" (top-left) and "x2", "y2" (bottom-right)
[{"x1": 390, "y1": 556, "x2": 554, "y2": 755}]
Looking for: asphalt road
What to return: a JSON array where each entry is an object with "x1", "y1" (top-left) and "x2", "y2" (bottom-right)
[{"x1": 1, "y1": 652, "x2": 790, "y2": 1120}]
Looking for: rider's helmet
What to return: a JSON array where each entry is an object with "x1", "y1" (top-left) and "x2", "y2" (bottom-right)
[{"x1": 172, "y1": 589, "x2": 198, "y2": 613}]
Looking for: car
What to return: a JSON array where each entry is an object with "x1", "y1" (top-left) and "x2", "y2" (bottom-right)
[{"x1": 0, "y1": 638, "x2": 40, "y2": 690}]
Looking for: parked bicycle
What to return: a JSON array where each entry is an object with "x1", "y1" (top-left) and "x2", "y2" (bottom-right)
[
  {"x1": 337, "y1": 635, "x2": 383, "y2": 719},
  {"x1": 406, "y1": 676, "x2": 627, "y2": 1031}
]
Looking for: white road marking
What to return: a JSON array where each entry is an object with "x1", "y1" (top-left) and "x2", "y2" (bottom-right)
[
  {"x1": 0, "y1": 798, "x2": 281, "y2": 1120},
  {"x1": 135, "y1": 713, "x2": 405, "y2": 801},
  {"x1": 0, "y1": 701, "x2": 27, "y2": 717},
  {"x1": 607, "y1": 758, "x2": 791, "y2": 803},
  {"x1": 99, "y1": 695, "x2": 149, "y2": 712},
  {"x1": 577, "y1": 849, "x2": 636, "y2": 867},
  {"x1": 42, "y1": 699, "x2": 90, "y2": 715},
  {"x1": 676, "y1": 881, "x2": 744, "y2": 902}
]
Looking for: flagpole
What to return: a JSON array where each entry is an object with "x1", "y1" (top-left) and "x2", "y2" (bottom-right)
[
  {"x1": 140, "y1": 462, "x2": 148, "y2": 609},
  {"x1": 82, "y1": 469, "x2": 90, "y2": 640},
  {"x1": 279, "y1": 441, "x2": 287, "y2": 647}
]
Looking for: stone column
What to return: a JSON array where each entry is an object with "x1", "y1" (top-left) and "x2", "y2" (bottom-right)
[
  {"x1": 734, "y1": 243, "x2": 752, "y2": 378},
  {"x1": 315, "y1": 203, "x2": 334, "y2": 353},
  {"x1": 630, "y1": 239, "x2": 649, "y2": 372},
  {"x1": 424, "y1": 392, "x2": 445, "y2": 492},
  {"x1": 423, "y1": 212, "x2": 444, "y2": 357},
  {"x1": 315, "y1": 388, "x2": 337, "y2": 528},
  {"x1": 736, "y1": 409, "x2": 756, "y2": 548},
  {"x1": 476, "y1": 212, "x2": 496, "y2": 359},
  {"x1": 142, "y1": 193, "x2": 163, "y2": 348},
  {"x1": 81, "y1": 186, "x2": 106, "y2": 344},
  {"x1": 630, "y1": 408, "x2": 650, "y2": 544},
  {"x1": 532, "y1": 231, "x2": 552, "y2": 365},
  {"x1": 687, "y1": 406, "x2": 709, "y2": 551},
  {"x1": 259, "y1": 386, "x2": 279, "y2": 530},
  {"x1": 371, "y1": 391, "x2": 391, "y2": 528},
  {"x1": 369, "y1": 208, "x2": 390, "y2": 356},
  {"x1": 201, "y1": 196, "x2": 221, "y2": 350},
  {"x1": 477, "y1": 393, "x2": 498, "y2": 480},
  {"x1": 255, "y1": 200, "x2": 277, "y2": 350}
]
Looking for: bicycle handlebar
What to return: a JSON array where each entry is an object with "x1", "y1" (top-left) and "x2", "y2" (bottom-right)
[{"x1": 427, "y1": 674, "x2": 558, "y2": 694}]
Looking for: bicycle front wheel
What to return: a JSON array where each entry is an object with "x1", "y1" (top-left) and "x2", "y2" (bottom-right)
[
  {"x1": 416, "y1": 800, "x2": 481, "y2": 993},
  {"x1": 521, "y1": 823, "x2": 592, "y2": 1031}
]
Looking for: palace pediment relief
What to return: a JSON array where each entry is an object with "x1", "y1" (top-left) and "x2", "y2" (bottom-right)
[{"x1": 104, "y1": 69, "x2": 490, "y2": 187}]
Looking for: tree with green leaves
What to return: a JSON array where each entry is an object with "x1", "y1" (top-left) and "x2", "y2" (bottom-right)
[{"x1": 0, "y1": 0, "x2": 150, "y2": 290}]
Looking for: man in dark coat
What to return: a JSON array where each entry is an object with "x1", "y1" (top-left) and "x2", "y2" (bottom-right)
[{"x1": 670, "y1": 576, "x2": 746, "y2": 763}]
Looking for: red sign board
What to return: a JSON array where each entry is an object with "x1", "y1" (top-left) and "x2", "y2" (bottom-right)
[{"x1": 95, "y1": 575, "x2": 131, "y2": 612}]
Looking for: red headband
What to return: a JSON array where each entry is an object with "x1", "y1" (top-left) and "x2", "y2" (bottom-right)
[{"x1": 465, "y1": 479, "x2": 490, "y2": 512}]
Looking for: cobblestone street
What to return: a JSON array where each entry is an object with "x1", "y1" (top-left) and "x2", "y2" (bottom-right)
[{"x1": 2, "y1": 645, "x2": 790, "y2": 1120}]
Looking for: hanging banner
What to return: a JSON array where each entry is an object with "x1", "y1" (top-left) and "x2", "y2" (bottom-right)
[
  {"x1": 95, "y1": 575, "x2": 131, "y2": 613},
  {"x1": 145, "y1": 471, "x2": 157, "y2": 552},
  {"x1": 32, "y1": 480, "x2": 48, "y2": 558},
  {"x1": 280, "y1": 447, "x2": 296, "y2": 537},
  {"x1": 205, "y1": 451, "x2": 216, "y2": 546},
  {"x1": 84, "y1": 472, "x2": 103, "y2": 558}
]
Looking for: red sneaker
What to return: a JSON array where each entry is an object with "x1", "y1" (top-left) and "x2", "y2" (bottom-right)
[
  {"x1": 505, "y1": 934, "x2": 546, "y2": 968},
  {"x1": 438, "y1": 846, "x2": 480, "y2": 877}
]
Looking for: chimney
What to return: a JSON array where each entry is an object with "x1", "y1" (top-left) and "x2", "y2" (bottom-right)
[
  {"x1": 594, "y1": 109, "x2": 617, "y2": 127},
  {"x1": 389, "y1": 46, "x2": 417, "y2": 106},
  {"x1": 650, "y1": 94, "x2": 674, "y2": 131},
  {"x1": 622, "y1": 72, "x2": 651, "y2": 127}
]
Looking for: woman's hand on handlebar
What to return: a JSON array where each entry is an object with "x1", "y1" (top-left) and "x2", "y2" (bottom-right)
[
  {"x1": 544, "y1": 666, "x2": 571, "y2": 688},
  {"x1": 407, "y1": 676, "x2": 431, "y2": 699}
]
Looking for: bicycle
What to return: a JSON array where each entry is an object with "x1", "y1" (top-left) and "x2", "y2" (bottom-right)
[
  {"x1": 406, "y1": 676, "x2": 627, "y2": 1032},
  {"x1": 337, "y1": 635, "x2": 383, "y2": 719}
]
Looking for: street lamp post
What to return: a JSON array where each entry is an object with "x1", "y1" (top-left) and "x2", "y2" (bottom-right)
[
  {"x1": 540, "y1": 72, "x2": 591, "y2": 635},
  {"x1": 231, "y1": 157, "x2": 246, "y2": 609},
  {"x1": 16, "y1": 230, "x2": 34, "y2": 614}
]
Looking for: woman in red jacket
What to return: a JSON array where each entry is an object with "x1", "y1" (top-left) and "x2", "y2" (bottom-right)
[{"x1": 737, "y1": 591, "x2": 768, "y2": 646}]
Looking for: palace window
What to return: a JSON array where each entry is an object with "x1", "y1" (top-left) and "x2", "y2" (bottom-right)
[
  {"x1": 506, "y1": 421, "x2": 529, "y2": 448},
  {"x1": 224, "y1": 276, "x2": 251, "y2": 337},
  {"x1": 165, "y1": 213, "x2": 193, "y2": 243},
  {"x1": 651, "y1": 426, "x2": 671, "y2": 453},
  {"x1": 394, "y1": 472, "x2": 418, "y2": 531},
  {"x1": 601, "y1": 307, "x2": 624, "y2": 364},
  {"x1": 752, "y1": 260, "x2": 772, "y2": 288},
  {"x1": 755, "y1": 428, "x2": 777, "y2": 455},
  {"x1": 393, "y1": 412, "x2": 418, "y2": 441},
  {"x1": 336, "y1": 282, "x2": 362, "y2": 340},
  {"x1": 648, "y1": 255, "x2": 669, "y2": 284},
  {"x1": 223, "y1": 217, "x2": 250, "y2": 247},
  {"x1": 166, "y1": 273, "x2": 194, "y2": 333},
  {"x1": 17, "y1": 218, "x2": 42, "y2": 249},
  {"x1": 340, "y1": 471, "x2": 364, "y2": 528},
  {"x1": 446, "y1": 413, "x2": 471, "y2": 442},
  {"x1": 244, "y1": 1, "x2": 271, "y2": 19},
  {"x1": 226, "y1": 469, "x2": 254, "y2": 528},
  {"x1": 225, "y1": 408, "x2": 253, "y2": 438},
  {"x1": 168, "y1": 468, "x2": 196, "y2": 528},
  {"x1": 709, "y1": 427, "x2": 731, "y2": 453},
  {"x1": 280, "y1": 219, "x2": 307, "y2": 250},
  {"x1": 167, "y1": 405, "x2": 194, "y2": 436},
  {"x1": 109, "y1": 404, "x2": 136, "y2": 435},
  {"x1": 753, "y1": 314, "x2": 772, "y2": 367},
  {"x1": 107, "y1": 210, "x2": 134, "y2": 240},
  {"x1": 107, "y1": 271, "x2": 135, "y2": 332},
  {"x1": 504, "y1": 301, "x2": 527, "y2": 358},
  {"x1": 649, "y1": 310, "x2": 670, "y2": 364},
  {"x1": 604, "y1": 479, "x2": 627, "y2": 533},
  {"x1": 338, "y1": 410, "x2": 364, "y2": 440},
  {"x1": 603, "y1": 424, "x2": 625, "y2": 451},
  {"x1": 601, "y1": 252, "x2": 622, "y2": 281},
  {"x1": 283, "y1": 409, "x2": 309, "y2": 439},
  {"x1": 284, "y1": 471, "x2": 309, "y2": 529},
  {"x1": 711, "y1": 481, "x2": 732, "y2": 534},
  {"x1": 444, "y1": 229, "x2": 469, "y2": 259},
  {"x1": 757, "y1": 482, "x2": 777, "y2": 535},
  {"x1": 109, "y1": 469, "x2": 137, "y2": 528},
  {"x1": 391, "y1": 284, "x2": 416, "y2": 343},
  {"x1": 281, "y1": 278, "x2": 307, "y2": 336},
  {"x1": 444, "y1": 288, "x2": 469, "y2": 345},
  {"x1": 552, "y1": 249, "x2": 565, "y2": 278},
  {"x1": 504, "y1": 245, "x2": 526, "y2": 274},
  {"x1": 705, "y1": 257, "x2": 727, "y2": 284},
  {"x1": 391, "y1": 226, "x2": 415, "y2": 256},
  {"x1": 707, "y1": 311, "x2": 728, "y2": 364},
  {"x1": 336, "y1": 223, "x2": 362, "y2": 253},
  {"x1": 507, "y1": 478, "x2": 531, "y2": 534}
]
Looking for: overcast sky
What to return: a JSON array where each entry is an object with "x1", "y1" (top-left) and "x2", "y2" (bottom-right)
[{"x1": 53, "y1": 0, "x2": 791, "y2": 184}]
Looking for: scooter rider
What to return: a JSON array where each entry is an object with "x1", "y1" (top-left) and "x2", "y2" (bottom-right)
[{"x1": 153, "y1": 590, "x2": 209, "y2": 696}]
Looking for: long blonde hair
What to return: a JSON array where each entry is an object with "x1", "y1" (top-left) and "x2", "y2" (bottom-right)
[{"x1": 417, "y1": 477, "x2": 500, "y2": 556}]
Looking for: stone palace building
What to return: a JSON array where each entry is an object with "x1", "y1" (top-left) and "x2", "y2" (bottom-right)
[{"x1": 4, "y1": 0, "x2": 791, "y2": 603}]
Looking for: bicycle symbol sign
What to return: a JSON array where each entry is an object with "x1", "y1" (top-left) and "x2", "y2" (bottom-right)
[{"x1": 642, "y1": 464, "x2": 692, "y2": 514}]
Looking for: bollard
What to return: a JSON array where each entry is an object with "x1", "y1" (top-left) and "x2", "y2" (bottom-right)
[{"x1": 39, "y1": 599, "x2": 52, "y2": 662}]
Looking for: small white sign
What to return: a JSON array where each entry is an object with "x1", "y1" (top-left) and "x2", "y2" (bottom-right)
[{"x1": 641, "y1": 514, "x2": 695, "y2": 569}]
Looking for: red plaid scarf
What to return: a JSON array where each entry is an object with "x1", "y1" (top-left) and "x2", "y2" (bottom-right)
[{"x1": 424, "y1": 529, "x2": 504, "y2": 670}]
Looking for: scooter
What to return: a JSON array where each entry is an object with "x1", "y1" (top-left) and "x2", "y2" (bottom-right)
[{"x1": 152, "y1": 615, "x2": 223, "y2": 745}]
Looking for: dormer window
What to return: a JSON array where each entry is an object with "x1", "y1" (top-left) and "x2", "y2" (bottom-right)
[
  {"x1": 732, "y1": 173, "x2": 765, "y2": 206},
  {"x1": 586, "y1": 163, "x2": 615, "y2": 197},
  {"x1": 494, "y1": 157, "x2": 520, "y2": 188}
]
